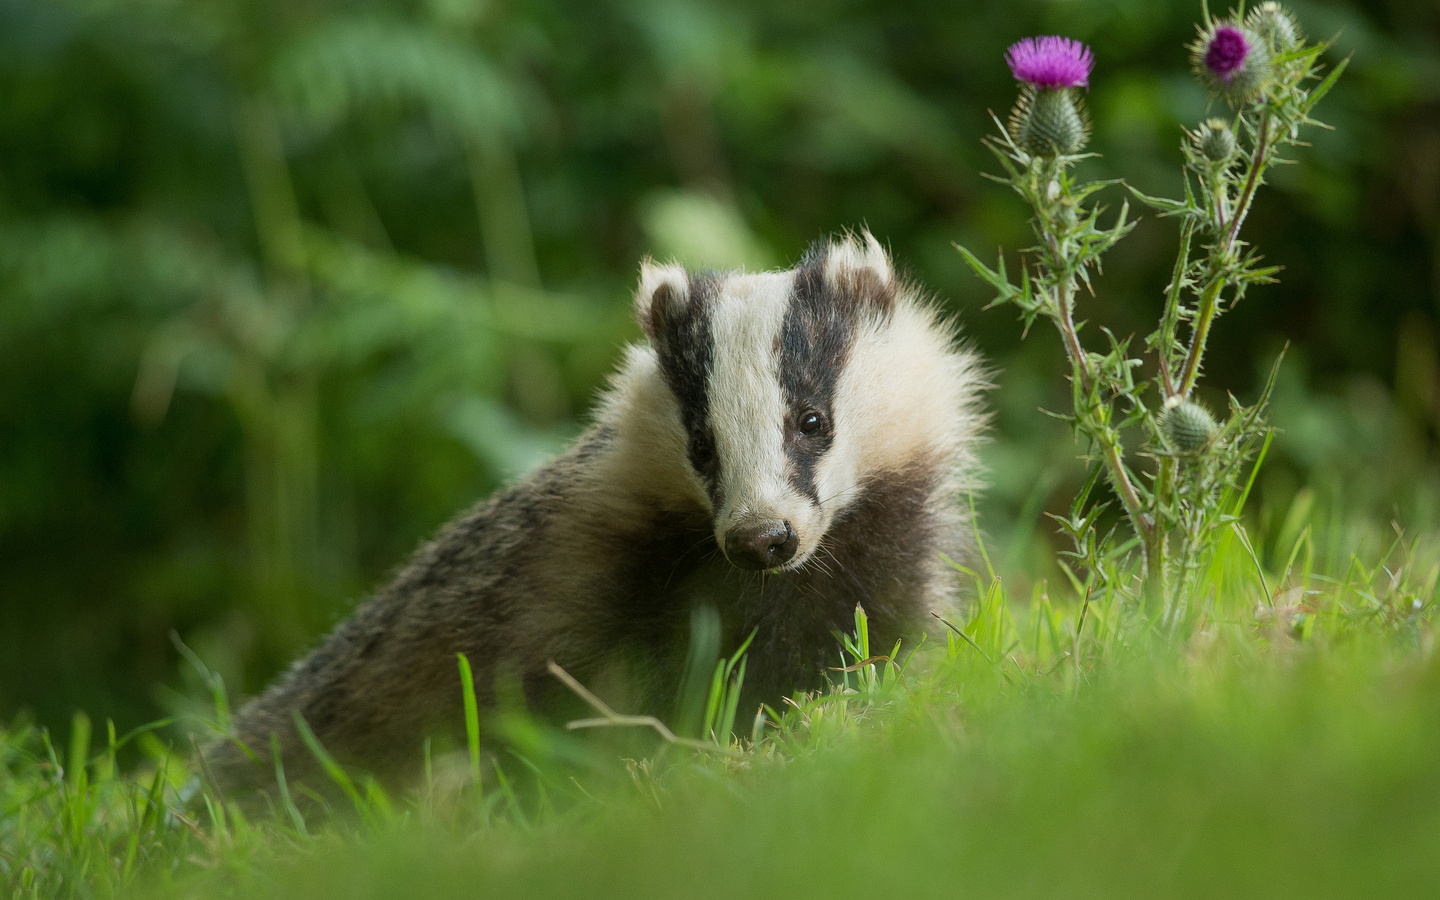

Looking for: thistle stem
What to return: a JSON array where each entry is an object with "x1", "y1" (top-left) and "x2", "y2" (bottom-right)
[
  {"x1": 1177, "y1": 277, "x2": 1223, "y2": 395},
  {"x1": 1055, "y1": 276, "x2": 1094, "y2": 388},
  {"x1": 1100, "y1": 431, "x2": 1151, "y2": 545},
  {"x1": 1176, "y1": 109, "x2": 1273, "y2": 397},
  {"x1": 1222, "y1": 109, "x2": 1273, "y2": 252},
  {"x1": 1148, "y1": 456, "x2": 1176, "y2": 599},
  {"x1": 1211, "y1": 169, "x2": 1230, "y2": 235},
  {"x1": 1052, "y1": 271, "x2": 1153, "y2": 553},
  {"x1": 1034, "y1": 154, "x2": 1155, "y2": 568}
]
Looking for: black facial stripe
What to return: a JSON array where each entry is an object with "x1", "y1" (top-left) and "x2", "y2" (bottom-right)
[
  {"x1": 779, "y1": 244, "x2": 862, "y2": 503},
  {"x1": 653, "y1": 270, "x2": 722, "y2": 505}
]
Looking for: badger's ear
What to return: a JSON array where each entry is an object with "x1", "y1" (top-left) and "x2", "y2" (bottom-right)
[
  {"x1": 635, "y1": 260, "x2": 689, "y2": 341},
  {"x1": 823, "y1": 230, "x2": 894, "y2": 313}
]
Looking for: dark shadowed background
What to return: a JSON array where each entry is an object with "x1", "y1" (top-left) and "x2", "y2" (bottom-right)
[{"x1": 1, "y1": 0, "x2": 1436, "y2": 737}]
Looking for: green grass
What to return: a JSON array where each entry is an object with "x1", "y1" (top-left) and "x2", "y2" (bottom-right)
[{"x1": 5, "y1": 511, "x2": 1440, "y2": 899}]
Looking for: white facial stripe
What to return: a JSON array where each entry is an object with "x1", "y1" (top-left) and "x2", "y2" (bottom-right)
[
  {"x1": 705, "y1": 272, "x2": 822, "y2": 552},
  {"x1": 824, "y1": 303, "x2": 977, "y2": 493}
]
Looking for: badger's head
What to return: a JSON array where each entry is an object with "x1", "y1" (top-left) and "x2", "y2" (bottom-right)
[{"x1": 632, "y1": 231, "x2": 972, "y2": 572}]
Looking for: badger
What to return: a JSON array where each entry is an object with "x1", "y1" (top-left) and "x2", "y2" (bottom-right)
[{"x1": 202, "y1": 230, "x2": 987, "y2": 801}]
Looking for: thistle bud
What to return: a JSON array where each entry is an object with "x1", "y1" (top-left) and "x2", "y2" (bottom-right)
[
  {"x1": 1189, "y1": 21, "x2": 1272, "y2": 105},
  {"x1": 1246, "y1": 2, "x2": 1301, "y2": 51},
  {"x1": 1192, "y1": 118, "x2": 1236, "y2": 163},
  {"x1": 1010, "y1": 87, "x2": 1091, "y2": 157},
  {"x1": 1164, "y1": 399, "x2": 1218, "y2": 454},
  {"x1": 1005, "y1": 36, "x2": 1095, "y2": 158}
]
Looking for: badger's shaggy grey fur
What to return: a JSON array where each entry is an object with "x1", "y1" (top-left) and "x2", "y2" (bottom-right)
[{"x1": 203, "y1": 231, "x2": 986, "y2": 800}]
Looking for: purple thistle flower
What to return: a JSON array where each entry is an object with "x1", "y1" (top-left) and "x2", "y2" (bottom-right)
[
  {"x1": 1006, "y1": 36, "x2": 1095, "y2": 91},
  {"x1": 1203, "y1": 25, "x2": 1251, "y2": 82},
  {"x1": 1189, "y1": 20, "x2": 1271, "y2": 104}
]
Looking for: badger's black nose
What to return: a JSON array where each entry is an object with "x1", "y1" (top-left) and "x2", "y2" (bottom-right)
[{"x1": 725, "y1": 520, "x2": 798, "y2": 570}]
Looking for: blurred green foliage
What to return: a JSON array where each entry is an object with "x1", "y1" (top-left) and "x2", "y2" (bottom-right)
[{"x1": 0, "y1": 0, "x2": 1436, "y2": 734}]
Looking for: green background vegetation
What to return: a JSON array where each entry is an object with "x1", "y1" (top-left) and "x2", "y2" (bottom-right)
[
  {"x1": 5, "y1": 2, "x2": 1440, "y2": 897},
  {"x1": 1, "y1": 0, "x2": 1437, "y2": 750}
]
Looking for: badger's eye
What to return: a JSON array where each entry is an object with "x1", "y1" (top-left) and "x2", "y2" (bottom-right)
[
  {"x1": 798, "y1": 410, "x2": 825, "y2": 436},
  {"x1": 689, "y1": 430, "x2": 717, "y2": 473}
]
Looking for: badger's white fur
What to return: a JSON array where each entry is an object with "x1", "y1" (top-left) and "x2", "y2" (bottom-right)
[{"x1": 204, "y1": 230, "x2": 987, "y2": 802}]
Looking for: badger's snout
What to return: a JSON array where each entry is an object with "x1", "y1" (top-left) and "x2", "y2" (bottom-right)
[{"x1": 724, "y1": 519, "x2": 798, "y2": 570}]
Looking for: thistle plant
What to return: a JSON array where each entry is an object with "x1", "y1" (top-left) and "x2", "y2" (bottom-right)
[{"x1": 957, "y1": 4, "x2": 1347, "y2": 606}]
